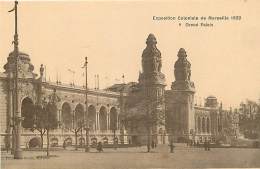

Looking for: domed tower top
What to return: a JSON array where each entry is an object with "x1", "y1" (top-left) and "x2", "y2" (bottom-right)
[
  {"x1": 3, "y1": 51, "x2": 36, "y2": 79},
  {"x1": 171, "y1": 48, "x2": 195, "y2": 91},
  {"x1": 205, "y1": 95, "x2": 218, "y2": 108}
]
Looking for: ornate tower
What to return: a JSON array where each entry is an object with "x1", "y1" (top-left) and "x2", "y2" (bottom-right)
[
  {"x1": 138, "y1": 34, "x2": 166, "y2": 144},
  {"x1": 168, "y1": 48, "x2": 195, "y2": 142}
]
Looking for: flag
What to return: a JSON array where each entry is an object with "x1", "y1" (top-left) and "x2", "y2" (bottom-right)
[
  {"x1": 82, "y1": 57, "x2": 88, "y2": 68},
  {"x1": 8, "y1": 7, "x2": 15, "y2": 13},
  {"x1": 67, "y1": 69, "x2": 75, "y2": 74},
  {"x1": 8, "y1": 1, "x2": 18, "y2": 13},
  {"x1": 81, "y1": 64, "x2": 86, "y2": 68}
]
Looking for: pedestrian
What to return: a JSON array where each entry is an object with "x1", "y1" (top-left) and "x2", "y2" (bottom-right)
[
  {"x1": 97, "y1": 141, "x2": 103, "y2": 152},
  {"x1": 204, "y1": 140, "x2": 207, "y2": 151},
  {"x1": 169, "y1": 140, "x2": 175, "y2": 153},
  {"x1": 207, "y1": 141, "x2": 210, "y2": 151},
  {"x1": 63, "y1": 141, "x2": 66, "y2": 150}
]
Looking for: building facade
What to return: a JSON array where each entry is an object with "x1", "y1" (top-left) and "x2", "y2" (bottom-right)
[
  {"x1": 0, "y1": 51, "x2": 126, "y2": 149},
  {"x1": 0, "y1": 33, "x2": 235, "y2": 149}
]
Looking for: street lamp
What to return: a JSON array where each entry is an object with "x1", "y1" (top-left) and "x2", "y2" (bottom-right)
[
  {"x1": 8, "y1": 1, "x2": 22, "y2": 159},
  {"x1": 83, "y1": 57, "x2": 90, "y2": 152}
]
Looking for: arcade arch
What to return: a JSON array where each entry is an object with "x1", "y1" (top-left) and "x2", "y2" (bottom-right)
[
  {"x1": 88, "y1": 105, "x2": 96, "y2": 130},
  {"x1": 61, "y1": 102, "x2": 72, "y2": 129},
  {"x1": 75, "y1": 104, "x2": 84, "y2": 128},
  {"x1": 110, "y1": 107, "x2": 118, "y2": 130},
  {"x1": 99, "y1": 106, "x2": 107, "y2": 131}
]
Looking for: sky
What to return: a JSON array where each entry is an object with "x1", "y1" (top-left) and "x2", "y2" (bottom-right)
[{"x1": 0, "y1": 0, "x2": 260, "y2": 108}]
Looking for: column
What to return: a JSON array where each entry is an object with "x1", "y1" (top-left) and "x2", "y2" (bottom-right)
[
  {"x1": 195, "y1": 116, "x2": 197, "y2": 134},
  {"x1": 209, "y1": 118, "x2": 211, "y2": 134},
  {"x1": 58, "y1": 109, "x2": 61, "y2": 129},
  {"x1": 107, "y1": 113, "x2": 109, "y2": 131},
  {"x1": 117, "y1": 114, "x2": 119, "y2": 130},
  {"x1": 96, "y1": 112, "x2": 99, "y2": 130},
  {"x1": 204, "y1": 117, "x2": 207, "y2": 134},
  {"x1": 72, "y1": 110, "x2": 75, "y2": 129},
  {"x1": 200, "y1": 117, "x2": 202, "y2": 134}
]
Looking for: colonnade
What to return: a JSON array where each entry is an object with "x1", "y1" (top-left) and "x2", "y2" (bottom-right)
[
  {"x1": 58, "y1": 102, "x2": 120, "y2": 132},
  {"x1": 195, "y1": 116, "x2": 211, "y2": 134}
]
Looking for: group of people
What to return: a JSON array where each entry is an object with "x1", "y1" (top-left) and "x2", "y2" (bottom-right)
[
  {"x1": 186, "y1": 139, "x2": 211, "y2": 150},
  {"x1": 62, "y1": 140, "x2": 104, "y2": 152},
  {"x1": 61, "y1": 138, "x2": 211, "y2": 153},
  {"x1": 186, "y1": 140, "x2": 200, "y2": 147}
]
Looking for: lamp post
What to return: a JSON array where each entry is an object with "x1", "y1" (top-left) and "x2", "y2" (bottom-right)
[
  {"x1": 84, "y1": 57, "x2": 90, "y2": 152},
  {"x1": 8, "y1": 1, "x2": 22, "y2": 159}
]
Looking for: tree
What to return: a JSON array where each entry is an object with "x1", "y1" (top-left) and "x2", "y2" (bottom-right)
[
  {"x1": 32, "y1": 104, "x2": 46, "y2": 149},
  {"x1": 71, "y1": 115, "x2": 84, "y2": 150},
  {"x1": 238, "y1": 100, "x2": 260, "y2": 139},
  {"x1": 145, "y1": 100, "x2": 165, "y2": 152},
  {"x1": 32, "y1": 90, "x2": 60, "y2": 156},
  {"x1": 124, "y1": 97, "x2": 165, "y2": 152}
]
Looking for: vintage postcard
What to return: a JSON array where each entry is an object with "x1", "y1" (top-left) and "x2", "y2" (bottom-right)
[{"x1": 0, "y1": 0, "x2": 260, "y2": 169}]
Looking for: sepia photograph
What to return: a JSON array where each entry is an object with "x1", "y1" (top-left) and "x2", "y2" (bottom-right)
[{"x1": 0, "y1": 0, "x2": 260, "y2": 168}]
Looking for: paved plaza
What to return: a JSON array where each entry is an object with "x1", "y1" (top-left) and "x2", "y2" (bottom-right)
[{"x1": 2, "y1": 145, "x2": 260, "y2": 169}]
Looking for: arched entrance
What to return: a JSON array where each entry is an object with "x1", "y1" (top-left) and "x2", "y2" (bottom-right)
[
  {"x1": 61, "y1": 102, "x2": 72, "y2": 129},
  {"x1": 99, "y1": 106, "x2": 107, "y2": 131},
  {"x1": 110, "y1": 107, "x2": 118, "y2": 130},
  {"x1": 21, "y1": 97, "x2": 34, "y2": 128},
  {"x1": 88, "y1": 105, "x2": 96, "y2": 130}
]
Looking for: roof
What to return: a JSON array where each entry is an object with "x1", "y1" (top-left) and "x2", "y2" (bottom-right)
[{"x1": 105, "y1": 82, "x2": 140, "y2": 93}]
